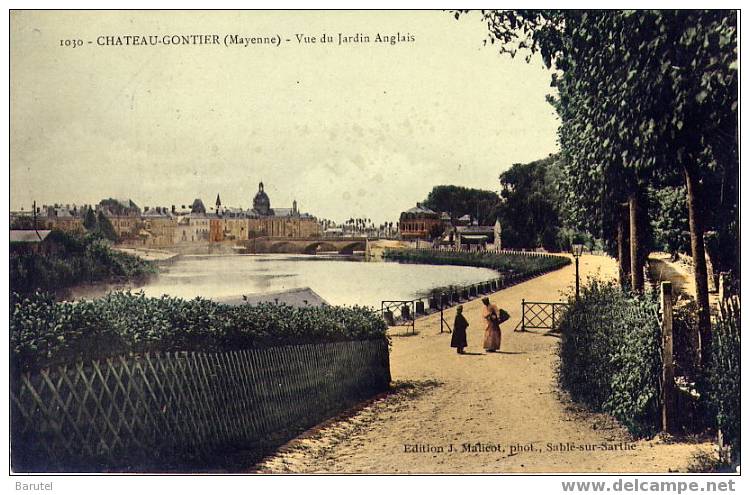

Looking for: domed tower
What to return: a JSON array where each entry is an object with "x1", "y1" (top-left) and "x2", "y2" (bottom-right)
[
  {"x1": 253, "y1": 182, "x2": 272, "y2": 216},
  {"x1": 190, "y1": 198, "x2": 206, "y2": 215}
]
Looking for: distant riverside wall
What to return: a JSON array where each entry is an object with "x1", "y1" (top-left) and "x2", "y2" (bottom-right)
[{"x1": 237, "y1": 237, "x2": 368, "y2": 255}]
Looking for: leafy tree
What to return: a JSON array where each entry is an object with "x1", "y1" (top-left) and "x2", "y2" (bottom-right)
[
  {"x1": 83, "y1": 208, "x2": 97, "y2": 231},
  {"x1": 10, "y1": 231, "x2": 153, "y2": 295},
  {"x1": 422, "y1": 185, "x2": 500, "y2": 226},
  {"x1": 649, "y1": 185, "x2": 689, "y2": 258},
  {"x1": 461, "y1": 9, "x2": 737, "y2": 367},
  {"x1": 428, "y1": 223, "x2": 445, "y2": 240},
  {"x1": 96, "y1": 211, "x2": 119, "y2": 242},
  {"x1": 497, "y1": 154, "x2": 563, "y2": 250}
]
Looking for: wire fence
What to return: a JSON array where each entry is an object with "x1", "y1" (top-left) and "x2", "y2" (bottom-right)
[{"x1": 11, "y1": 339, "x2": 390, "y2": 472}]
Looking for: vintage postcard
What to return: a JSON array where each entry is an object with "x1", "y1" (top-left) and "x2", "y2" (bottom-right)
[{"x1": 6, "y1": 8, "x2": 740, "y2": 484}]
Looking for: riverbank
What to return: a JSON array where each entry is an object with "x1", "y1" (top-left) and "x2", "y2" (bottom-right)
[
  {"x1": 10, "y1": 231, "x2": 156, "y2": 296},
  {"x1": 367, "y1": 239, "x2": 412, "y2": 259},
  {"x1": 114, "y1": 246, "x2": 181, "y2": 265},
  {"x1": 254, "y1": 254, "x2": 714, "y2": 473}
]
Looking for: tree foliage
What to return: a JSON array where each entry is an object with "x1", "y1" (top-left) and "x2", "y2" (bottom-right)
[
  {"x1": 83, "y1": 207, "x2": 97, "y2": 230},
  {"x1": 454, "y1": 7, "x2": 738, "y2": 442},
  {"x1": 649, "y1": 185, "x2": 689, "y2": 257},
  {"x1": 10, "y1": 230, "x2": 154, "y2": 294},
  {"x1": 422, "y1": 185, "x2": 500, "y2": 226},
  {"x1": 464, "y1": 10, "x2": 737, "y2": 264},
  {"x1": 95, "y1": 211, "x2": 119, "y2": 242},
  {"x1": 497, "y1": 154, "x2": 563, "y2": 250}
]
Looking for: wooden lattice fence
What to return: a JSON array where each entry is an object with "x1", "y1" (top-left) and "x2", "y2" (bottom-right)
[{"x1": 11, "y1": 339, "x2": 391, "y2": 472}]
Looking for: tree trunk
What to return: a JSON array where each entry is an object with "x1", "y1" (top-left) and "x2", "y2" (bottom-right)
[
  {"x1": 618, "y1": 202, "x2": 630, "y2": 289},
  {"x1": 629, "y1": 193, "x2": 644, "y2": 292},
  {"x1": 684, "y1": 165, "x2": 712, "y2": 369}
]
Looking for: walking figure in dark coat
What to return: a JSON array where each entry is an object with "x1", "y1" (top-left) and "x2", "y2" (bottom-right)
[{"x1": 451, "y1": 305, "x2": 469, "y2": 354}]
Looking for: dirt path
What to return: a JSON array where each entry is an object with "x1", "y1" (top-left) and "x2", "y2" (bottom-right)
[
  {"x1": 648, "y1": 253, "x2": 724, "y2": 311},
  {"x1": 254, "y1": 255, "x2": 712, "y2": 473},
  {"x1": 649, "y1": 253, "x2": 695, "y2": 299}
]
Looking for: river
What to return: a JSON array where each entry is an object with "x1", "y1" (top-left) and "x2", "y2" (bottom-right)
[{"x1": 69, "y1": 254, "x2": 499, "y2": 308}]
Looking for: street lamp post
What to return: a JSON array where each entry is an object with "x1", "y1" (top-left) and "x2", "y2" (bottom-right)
[{"x1": 571, "y1": 243, "x2": 584, "y2": 301}]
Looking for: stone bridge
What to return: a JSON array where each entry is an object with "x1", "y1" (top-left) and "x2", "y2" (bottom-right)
[{"x1": 237, "y1": 237, "x2": 369, "y2": 255}]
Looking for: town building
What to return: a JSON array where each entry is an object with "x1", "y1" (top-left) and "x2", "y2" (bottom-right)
[
  {"x1": 10, "y1": 205, "x2": 85, "y2": 233},
  {"x1": 141, "y1": 207, "x2": 176, "y2": 248},
  {"x1": 12, "y1": 182, "x2": 321, "y2": 248},
  {"x1": 398, "y1": 203, "x2": 444, "y2": 240},
  {"x1": 396, "y1": 200, "x2": 503, "y2": 248},
  {"x1": 242, "y1": 182, "x2": 321, "y2": 238},
  {"x1": 97, "y1": 198, "x2": 142, "y2": 240},
  {"x1": 220, "y1": 208, "x2": 252, "y2": 241},
  {"x1": 452, "y1": 219, "x2": 503, "y2": 251},
  {"x1": 174, "y1": 199, "x2": 210, "y2": 244},
  {"x1": 454, "y1": 214, "x2": 472, "y2": 227},
  {"x1": 42, "y1": 205, "x2": 85, "y2": 233}
]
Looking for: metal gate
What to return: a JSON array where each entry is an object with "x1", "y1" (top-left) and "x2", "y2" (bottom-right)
[
  {"x1": 381, "y1": 300, "x2": 416, "y2": 334},
  {"x1": 518, "y1": 299, "x2": 569, "y2": 331}
]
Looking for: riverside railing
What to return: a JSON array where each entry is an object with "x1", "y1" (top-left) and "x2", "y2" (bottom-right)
[
  {"x1": 11, "y1": 339, "x2": 390, "y2": 472},
  {"x1": 425, "y1": 246, "x2": 569, "y2": 259},
  {"x1": 381, "y1": 249, "x2": 570, "y2": 330}
]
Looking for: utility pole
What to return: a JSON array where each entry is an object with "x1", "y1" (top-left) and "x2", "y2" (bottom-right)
[{"x1": 32, "y1": 200, "x2": 42, "y2": 240}]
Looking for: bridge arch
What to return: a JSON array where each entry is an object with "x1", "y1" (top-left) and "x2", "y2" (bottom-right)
[
  {"x1": 339, "y1": 241, "x2": 367, "y2": 255},
  {"x1": 269, "y1": 241, "x2": 297, "y2": 253},
  {"x1": 302, "y1": 242, "x2": 339, "y2": 254}
]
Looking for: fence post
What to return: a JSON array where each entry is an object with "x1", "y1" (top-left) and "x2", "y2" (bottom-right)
[
  {"x1": 660, "y1": 281, "x2": 676, "y2": 434},
  {"x1": 440, "y1": 296, "x2": 444, "y2": 334},
  {"x1": 521, "y1": 299, "x2": 526, "y2": 332},
  {"x1": 718, "y1": 272, "x2": 729, "y2": 301},
  {"x1": 552, "y1": 304, "x2": 556, "y2": 329}
]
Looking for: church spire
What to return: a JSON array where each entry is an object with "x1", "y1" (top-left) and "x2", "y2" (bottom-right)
[{"x1": 215, "y1": 193, "x2": 221, "y2": 207}]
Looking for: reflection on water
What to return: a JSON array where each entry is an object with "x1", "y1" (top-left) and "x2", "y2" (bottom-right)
[{"x1": 69, "y1": 254, "x2": 499, "y2": 308}]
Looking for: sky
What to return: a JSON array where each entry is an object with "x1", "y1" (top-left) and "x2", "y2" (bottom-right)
[{"x1": 10, "y1": 10, "x2": 560, "y2": 224}]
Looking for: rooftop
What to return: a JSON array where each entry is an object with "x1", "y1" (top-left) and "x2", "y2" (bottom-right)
[
  {"x1": 402, "y1": 203, "x2": 437, "y2": 215},
  {"x1": 10, "y1": 230, "x2": 52, "y2": 243},
  {"x1": 457, "y1": 225, "x2": 495, "y2": 234}
]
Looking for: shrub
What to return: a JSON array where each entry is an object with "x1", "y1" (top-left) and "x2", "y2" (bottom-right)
[
  {"x1": 9, "y1": 230, "x2": 155, "y2": 294},
  {"x1": 706, "y1": 297, "x2": 740, "y2": 462},
  {"x1": 558, "y1": 280, "x2": 662, "y2": 437},
  {"x1": 672, "y1": 300, "x2": 701, "y2": 381},
  {"x1": 10, "y1": 291, "x2": 388, "y2": 373}
]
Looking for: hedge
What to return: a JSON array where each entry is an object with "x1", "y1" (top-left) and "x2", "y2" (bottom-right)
[
  {"x1": 382, "y1": 249, "x2": 570, "y2": 277},
  {"x1": 10, "y1": 291, "x2": 388, "y2": 373},
  {"x1": 558, "y1": 279, "x2": 662, "y2": 437}
]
